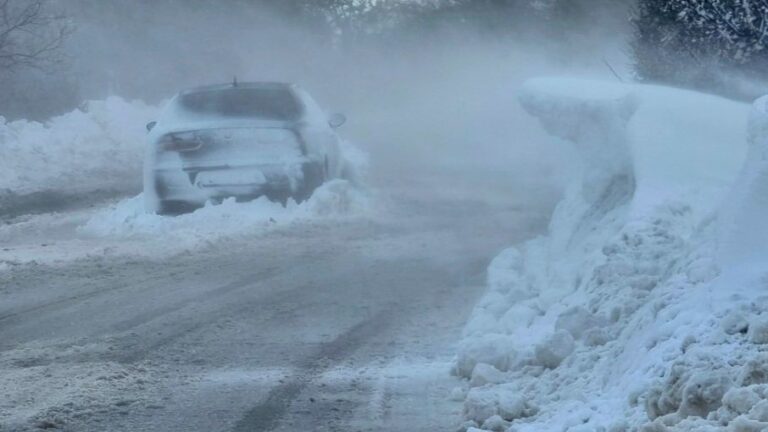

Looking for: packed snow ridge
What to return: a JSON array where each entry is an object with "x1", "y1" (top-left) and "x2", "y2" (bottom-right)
[
  {"x1": 80, "y1": 179, "x2": 369, "y2": 254},
  {"x1": 453, "y1": 78, "x2": 768, "y2": 432}
]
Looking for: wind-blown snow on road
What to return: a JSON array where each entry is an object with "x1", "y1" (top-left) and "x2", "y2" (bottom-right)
[
  {"x1": 0, "y1": 174, "x2": 552, "y2": 431},
  {"x1": 454, "y1": 78, "x2": 768, "y2": 431}
]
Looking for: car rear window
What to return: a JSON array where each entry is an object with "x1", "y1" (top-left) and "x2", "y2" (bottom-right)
[{"x1": 179, "y1": 87, "x2": 303, "y2": 120}]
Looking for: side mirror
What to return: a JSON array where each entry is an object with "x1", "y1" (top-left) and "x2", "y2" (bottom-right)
[
  {"x1": 328, "y1": 113, "x2": 346, "y2": 129},
  {"x1": 146, "y1": 121, "x2": 157, "y2": 132}
]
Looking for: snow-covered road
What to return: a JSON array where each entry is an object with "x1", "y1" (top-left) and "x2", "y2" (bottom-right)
[{"x1": 0, "y1": 173, "x2": 551, "y2": 431}]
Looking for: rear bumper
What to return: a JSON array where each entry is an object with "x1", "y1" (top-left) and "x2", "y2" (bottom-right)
[{"x1": 150, "y1": 161, "x2": 318, "y2": 205}]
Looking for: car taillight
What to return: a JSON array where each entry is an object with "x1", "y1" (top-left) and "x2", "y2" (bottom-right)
[{"x1": 158, "y1": 132, "x2": 202, "y2": 152}]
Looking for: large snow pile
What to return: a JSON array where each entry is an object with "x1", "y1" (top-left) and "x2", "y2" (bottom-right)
[
  {"x1": 453, "y1": 78, "x2": 768, "y2": 431},
  {"x1": 0, "y1": 97, "x2": 157, "y2": 197},
  {"x1": 78, "y1": 179, "x2": 369, "y2": 255}
]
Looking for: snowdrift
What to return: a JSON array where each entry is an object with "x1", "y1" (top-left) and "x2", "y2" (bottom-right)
[
  {"x1": 77, "y1": 179, "x2": 369, "y2": 256},
  {"x1": 454, "y1": 78, "x2": 768, "y2": 431},
  {"x1": 0, "y1": 97, "x2": 157, "y2": 198}
]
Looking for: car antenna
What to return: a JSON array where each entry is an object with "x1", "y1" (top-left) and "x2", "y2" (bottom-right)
[{"x1": 232, "y1": 76, "x2": 238, "y2": 87}]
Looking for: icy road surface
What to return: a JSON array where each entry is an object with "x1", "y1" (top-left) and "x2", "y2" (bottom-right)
[{"x1": 0, "y1": 172, "x2": 551, "y2": 431}]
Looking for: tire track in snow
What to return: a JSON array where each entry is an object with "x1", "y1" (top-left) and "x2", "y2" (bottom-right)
[
  {"x1": 0, "y1": 265, "x2": 281, "y2": 358},
  {"x1": 231, "y1": 307, "x2": 395, "y2": 432},
  {"x1": 0, "y1": 264, "x2": 176, "y2": 326},
  {"x1": 111, "y1": 284, "x2": 310, "y2": 364},
  {"x1": 107, "y1": 266, "x2": 282, "y2": 333}
]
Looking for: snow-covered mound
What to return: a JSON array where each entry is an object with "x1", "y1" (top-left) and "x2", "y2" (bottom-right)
[
  {"x1": 454, "y1": 78, "x2": 768, "y2": 431},
  {"x1": 0, "y1": 97, "x2": 157, "y2": 197},
  {"x1": 79, "y1": 179, "x2": 369, "y2": 254}
]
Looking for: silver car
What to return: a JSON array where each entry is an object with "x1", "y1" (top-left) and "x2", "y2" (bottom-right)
[{"x1": 143, "y1": 82, "x2": 346, "y2": 214}]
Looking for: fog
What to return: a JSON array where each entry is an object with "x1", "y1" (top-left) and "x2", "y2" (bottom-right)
[
  {"x1": 6, "y1": 3, "x2": 768, "y2": 432},
  {"x1": 57, "y1": 0, "x2": 632, "y2": 201},
  {"x1": 10, "y1": 2, "x2": 722, "y2": 431}
]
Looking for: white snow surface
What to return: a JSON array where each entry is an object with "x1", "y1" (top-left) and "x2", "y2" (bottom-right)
[
  {"x1": 0, "y1": 179, "x2": 369, "y2": 268},
  {"x1": 455, "y1": 78, "x2": 768, "y2": 431},
  {"x1": 0, "y1": 97, "x2": 157, "y2": 196},
  {"x1": 81, "y1": 179, "x2": 369, "y2": 247}
]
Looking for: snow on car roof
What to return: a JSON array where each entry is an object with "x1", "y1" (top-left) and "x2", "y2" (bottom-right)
[{"x1": 179, "y1": 82, "x2": 298, "y2": 95}]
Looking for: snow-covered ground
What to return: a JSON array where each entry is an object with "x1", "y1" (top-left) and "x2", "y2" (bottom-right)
[
  {"x1": 0, "y1": 179, "x2": 370, "y2": 269},
  {"x1": 10, "y1": 71, "x2": 764, "y2": 432},
  {"x1": 454, "y1": 78, "x2": 768, "y2": 431},
  {"x1": 83, "y1": 179, "x2": 369, "y2": 247},
  {"x1": 0, "y1": 163, "x2": 550, "y2": 431},
  {"x1": 104, "y1": 180, "x2": 365, "y2": 229}
]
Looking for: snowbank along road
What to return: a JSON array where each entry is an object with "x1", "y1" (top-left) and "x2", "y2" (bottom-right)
[
  {"x1": 0, "y1": 164, "x2": 553, "y2": 431},
  {"x1": 451, "y1": 79, "x2": 768, "y2": 432}
]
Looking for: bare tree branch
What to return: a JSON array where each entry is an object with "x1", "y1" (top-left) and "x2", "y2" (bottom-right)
[{"x1": 0, "y1": 0, "x2": 71, "y2": 72}]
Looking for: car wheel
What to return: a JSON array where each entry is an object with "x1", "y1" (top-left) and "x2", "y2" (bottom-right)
[
  {"x1": 157, "y1": 200, "x2": 198, "y2": 215},
  {"x1": 295, "y1": 161, "x2": 325, "y2": 203}
]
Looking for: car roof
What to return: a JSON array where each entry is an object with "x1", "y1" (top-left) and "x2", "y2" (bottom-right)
[{"x1": 179, "y1": 82, "x2": 298, "y2": 96}]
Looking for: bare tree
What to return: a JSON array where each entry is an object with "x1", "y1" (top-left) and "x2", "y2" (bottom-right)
[{"x1": 0, "y1": 0, "x2": 71, "y2": 71}]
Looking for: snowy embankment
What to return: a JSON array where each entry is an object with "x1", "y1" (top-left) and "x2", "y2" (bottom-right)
[
  {"x1": 454, "y1": 78, "x2": 768, "y2": 431},
  {"x1": 78, "y1": 178, "x2": 368, "y2": 249},
  {"x1": 0, "y1": 97, "x2": 157, "y2": 207}
]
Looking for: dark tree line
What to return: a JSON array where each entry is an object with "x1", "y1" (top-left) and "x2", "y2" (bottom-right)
[
  {"x1": 633, "y1": 0, "x2": 768, "y2": 99},
  {"x1": 0, "y1": 0, "x2": 72, "y2": 120},
  {"x1": 0, "y1": 0, "x2": 70, "y2": 70},
  {"x1": 300, "y1": 0, "x2": 627, "y2": 42}
]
